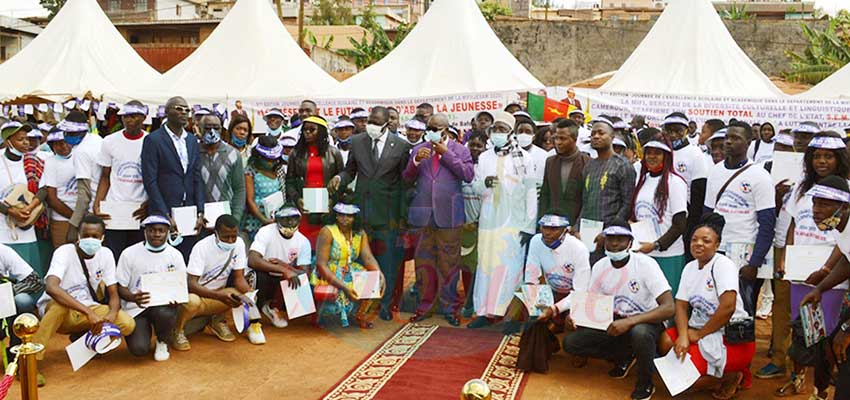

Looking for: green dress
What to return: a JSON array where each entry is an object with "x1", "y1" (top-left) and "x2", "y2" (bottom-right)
[{"x1": 241, "y1": 167, "x2": 282, "y2": 240}]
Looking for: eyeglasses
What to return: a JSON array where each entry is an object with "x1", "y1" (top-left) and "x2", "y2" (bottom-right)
[{"x1": 170, "y1": 106, "x2": 191, "y2": 114}]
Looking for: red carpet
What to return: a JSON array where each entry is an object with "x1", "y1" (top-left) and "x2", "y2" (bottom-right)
[{"x1": 322, "y1": 324, "x2": 527, "y2": 400}]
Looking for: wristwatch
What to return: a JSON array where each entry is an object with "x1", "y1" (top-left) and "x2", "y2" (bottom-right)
[
  {"x1": 841, "y1": 320, "x2": 850, "y2": 334},
  {"x1": 653, "y1": 241, "x2": 661, "y2": 251}
]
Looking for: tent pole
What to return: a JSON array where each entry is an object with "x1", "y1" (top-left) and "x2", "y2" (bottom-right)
[{"x1": 297, "y1": 0, "x2": 305, "y2": 49}]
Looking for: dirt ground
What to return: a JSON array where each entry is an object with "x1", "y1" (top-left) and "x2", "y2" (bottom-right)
[{"x1": 5, "y1": 311, "x2": 811, "y2": 400}]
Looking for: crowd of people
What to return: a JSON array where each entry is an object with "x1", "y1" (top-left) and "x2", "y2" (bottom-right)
[{"x1": 0, "y1": 95, "x2": 849, "y2": 400}]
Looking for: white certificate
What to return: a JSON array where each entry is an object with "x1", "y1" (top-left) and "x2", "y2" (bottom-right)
[
  {"x1": 784, "y1": 245, "x2": 833, "y2": 282},
  {"x1": 630, "y1": 219, "x2": 659, "y2": 251},
  {"x1": 204, "y1": 201, "x2": 231, "y2": 229},
  {"x1": 65, "y1": 335, "x2": 97, "y2": 372},
  {"x1": 654, "y1": 349, "x2": 701, "y2": 397},
  {"x1": 516, "y1": 284, "x2": 554, "y2": 317},
  {"x1": 261, "y1": 191, "x2": 284, "y2": 219},
  {"x1": 172, "y1": 206, "x2": 198, "y2": 236},
  {"x1": 352, "y1": 270, "x2": 382, "y2": 300},
  {"x1": 100, "y1": 201, "x2": 142, "y2": 231},
  {"x1": 0, "y1": 282, "x2": 16, "y2": 319},
  {"x1": 771, "y1": 151, "x2": 804, "y2": 184},
  {"x1": 281, "y1": 274, "x2": 316, "y2": 319},
  {"x1": 579, "y1": 219, "x2": 603, "y2": 252},
  {"x1": 570, "y1": 291, "x2": 614, "y2": 331},
  {"x1": 303, "y1": 188, "x2": 329, "y2": 214},
  {"x1": 140, "y1": 271, "x2": 189, "y2": 307}
]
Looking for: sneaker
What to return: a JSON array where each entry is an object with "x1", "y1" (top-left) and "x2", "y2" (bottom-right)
[
  {"x1": 755, "y1": 363, "x2": 786, "y2": 379},
  {"x1": 37, "y1": 372, "x2": 45, "y2": 387},
  {"x1": 467, "y1": 316, "x2": 492, "y2": 329},
  {"x1": 153, "y1": 341, "x2": 170, "y2": 361},
  {"x1": 247, "y1": 322, "x2": 266, "y2": 345},
  {"x1": 608, "y1": 358, "x2": 637, "y2": 379},
  {"x1": 172, "y1": 331, "x2": 191, "y2": 351},
  {"x1": 208, "y1": 316, "x2": 236, "y2": 342},
  {"x1": 757, "y1": 295, "x2": 774, "y2": 320},
  {"x1": 262, "y1": 302, "x2": 289, "y2": 328},
  {"x1": 631, "y1": 382, "x2": 655, "y2": 400}
]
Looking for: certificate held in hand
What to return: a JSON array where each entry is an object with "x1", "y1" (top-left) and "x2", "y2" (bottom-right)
[
  {"x1": 303, "y1": 188, "x2": 329, "y2": 213},
  {"x1": 570, "y1": 291, "x2": 614, "y2": 331},
  {"x1": 352, "y1": 271, "x2": 382, "y2": 299},
  {"x1": 101, "y1": 201, "x2": 142, "y2": 230},
  {"x1": 140, "y1": 271, "x2": 189, "y2": 307}
]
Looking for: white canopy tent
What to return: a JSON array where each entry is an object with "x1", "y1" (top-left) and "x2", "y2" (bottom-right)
[
  {"x1": 133, "y1": 0, "x2": 339, "y2": 105},
  {"x1": 600, "y1": 0, "x2": 784, "y2": 98},
  {"x1": 797, "y1": 63, "x2": 850, "y2": 99},
  {"x1": 0, "y1": 0, "x2": 161, "y2": 102},
  {"x1": 334, "y1": 0, "x2": 543, "y2": 99}
]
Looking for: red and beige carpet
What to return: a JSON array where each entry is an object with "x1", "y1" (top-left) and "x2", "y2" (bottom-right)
[{"x1": 322, "y1": 324, "x2": 527, "y2": 400}]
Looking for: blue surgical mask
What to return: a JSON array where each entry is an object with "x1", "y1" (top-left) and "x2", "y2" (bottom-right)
[
  {"x1": 7, "y1": 147, "x2": 24, "y2": 157},
  {"x1": 605, "y1": 248, "x2": 631, "y2": 262},
  {"x1": 231, "y1": 136, "x2": 247, "y2": 148},
  {"x1": 64, "y1": 134, "x2": 84, "y2": 146},
  {"x1": 215, "y1": 235, "x2": 237, "y2": 251},
  {"x1": 337, "y1": 137, "x2": 352, "y2": 146},
  {"x1": 54, "y1": 152, "x2": 71, "y2": 160},
  {"x1": 167, "y1": 232, "x2": 183, "y2": 247},
  {"x1": 281, "y1": 154, "x2": 289, "y2": 163},
  {"x1": 78, "y1": 237, "x2": 103, "y2": 256},
  {"x1": 490, "y1": 133, "x2": 509, "y2": 149},
  {"x1": 202, "y1": 129, "x2": 221, "y2": 145},
  {"x1": 425, "y1": 130, "x2": 442, "y2": 143},
  {"x1": 268, "y1": 127, "x2": 282, "y2": 137},
  {"x1": 40, "y1": 143, "x2": 51, "y2": 152},
  {"x1": 545, "y1": 231, "x2": 567, "y2": 250},
  {"x1": 144, "y1": 241, "x2": 167, "y2": 252}
]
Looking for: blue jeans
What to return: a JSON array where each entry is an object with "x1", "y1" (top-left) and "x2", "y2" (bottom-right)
[{"x1": 3, "y1": 293, "x2": 37, "y2": 354}]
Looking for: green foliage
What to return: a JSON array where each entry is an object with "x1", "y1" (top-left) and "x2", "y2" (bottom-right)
[
  {"x1": 719, "y1": 3, "x2": 753, "y2": 21},
  {"x1": 785, "y1": 10, "x2": 850, "y2": 84},
  {"x1": 478, "y1": 0, "x2": 512, "y2": 22},
  {"x1": 39, "y1": 0, "x2": 66, "y2": 19},
  {"x1": 310, "y1": 0, "x2": 355, "y2": 26},
  {"x1": 337, "y1": 20, "x2": 414, "y2": 70},
  {"x1": 303, "y1": 29, "x2": 335, "y2": 49}
]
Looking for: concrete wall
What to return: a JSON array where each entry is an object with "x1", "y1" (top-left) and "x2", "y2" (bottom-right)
[{"x1": 491, "y1": 19, "x2": 826, "y2": 86}]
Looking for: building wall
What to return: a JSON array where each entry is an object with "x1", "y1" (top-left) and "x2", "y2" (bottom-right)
[
  {"x1": 491, "y1": 18, "x2": 825, "y2": 86},
  {"x1": 157, "y1": 0, "x2": 199, "y2": 20}
]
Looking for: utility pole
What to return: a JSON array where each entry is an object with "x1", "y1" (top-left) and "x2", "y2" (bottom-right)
[{"x1": 297, "y1": 0, "x2": 305, "y2": 48}]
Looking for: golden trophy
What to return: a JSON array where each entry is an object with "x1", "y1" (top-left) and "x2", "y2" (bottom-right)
[{"x1": 460, "y1": 379, "x2": 491, "y2": 400}]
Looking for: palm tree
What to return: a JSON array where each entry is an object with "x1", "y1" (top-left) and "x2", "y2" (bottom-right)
[{"x1": 785, "y1": 10, "x2": 850, "y2": 84}]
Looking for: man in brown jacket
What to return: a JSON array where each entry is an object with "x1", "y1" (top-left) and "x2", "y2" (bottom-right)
[{"x1": 539, "y1": 119, "x2": 588, "y2": 226}]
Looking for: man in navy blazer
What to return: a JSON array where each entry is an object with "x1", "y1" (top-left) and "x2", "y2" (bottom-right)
[
  {"x1": 402, "y1": 114, "x2": 474, "y2": 326},
  {"x1": 141, "y1": 96, "x2": 206, "y2": 261}
]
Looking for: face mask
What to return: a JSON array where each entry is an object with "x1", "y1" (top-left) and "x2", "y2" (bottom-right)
[
  {"x1": 490, "y1": 133, "x2": 509, "y2": 149},
  {"x1": 545, "y1": 231, "x2": 567, "y2": 250},
  {"x1": 39, "y1": 143, "x2": 51, "y2": 152},
  {"x1": 337, "y1": 137, "x2": 352, "y2": 146},
  {"x1": 268, "y1": 127, "x2": 282, "y2": 137},
  {"x1": 215, "y1": 235, "x2": 237, "y2": 251},
  {"x1": 366, "y1": 124, "x2": 384, "y2": 139},
  {"x1": 7, "y1": 147, "x2": 24, "y2": 157},
  {"x1": 645, "y1": 160, "x2": 664, "y2": 174},
  {"x1": 55, "y1": 152, "x2": 72, "y2": 160},
  {"x1": 281, "y1": 154, "x2": 289, "y2": 163},
  {"x1": 231, "y1": 136, "x2": 247, "y2": 148},
  {"x1": 279, "y1": 225, "x2": 298, "y2": 238},
  {"x1": 517, "y1": 134, "x2": 534, "y2": 148},
  {"x1": 817, "y1": 206, "x2": 846, "y2": 231},
  {"x1": 167, "y1": 232, "x2": 183, "y2": 247},
  {"x1": 425, "y1": 130, "x2": 442, "y2": 143},
  {"x1": 256, "y1": 158, "x2": 276, "y2": 170},
  {"x1": 605, "y1": 248, "x2": 631, "y2": 262},
  {"x1": 78, "y1": 237, "x2": 102, "y2": 256},
  {"x1": 144, "y1": 240, "x2": 167, "y2": 252},
  {"x1": 64, "y1": 134, "x2": 84, "y2": 146},
  {"x1": 202, "y1": 129, "x2": 221, "y2": 145}
]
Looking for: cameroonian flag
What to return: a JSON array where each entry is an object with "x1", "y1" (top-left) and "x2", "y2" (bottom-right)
[{"x1": 526, "y1": 92, "x2": 572, "y2": 122}]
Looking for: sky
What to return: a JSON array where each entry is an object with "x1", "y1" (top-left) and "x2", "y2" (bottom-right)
[{"x1": 0, "y1": 0, "x2": 48, "y2": 18}]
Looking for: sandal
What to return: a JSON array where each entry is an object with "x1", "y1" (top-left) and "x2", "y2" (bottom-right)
[
  {"x1": 712, "y1": 372, "x2": 743, "y2": 400},
  {"x1": 774, "y1": 373, "x2": 806, "y2": 397},
  {"x1": 355, "y1": 317, "x2": 374, "y2": 329}
]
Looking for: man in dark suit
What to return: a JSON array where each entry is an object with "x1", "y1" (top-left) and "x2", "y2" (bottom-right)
[
  {"x1": 329, "y1": 106, "x2": 412, "y2": 321},
  {"x1": 141, "y1": 96, "x2": 206, "y2": 261},
  {"x1": 402, "y1": 113, "x2": 474, "y2": 326}
]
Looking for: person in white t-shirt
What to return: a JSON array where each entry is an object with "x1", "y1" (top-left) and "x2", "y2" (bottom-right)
[
  {"x1": 117, "y1": 215, "x2": 186, "y2": 362},
  {"x1": 704, "y1": 121, "x2": 776, "y2": 317},
  {"x1": 0, "y1": 242, "x2": 43, "y2": 361},
  {"x1": 569, "y1": 109, "x2": 596, "y2": 158},
  {"x1": 32, "y1": 215, "x2": 135, "y2": 384},
  {"x1": 515, "y1": 116, "x2": 547, "y2": 184},
  {"x1": 40, "y1": 130, "x2": 77, "y2": 248},
  {"x1": 524, "y1": 212, "x2": 590, "y2": 332},
  {"x1": 548, "y1": 222, "x2": 674, "y2": 400},
  {"x1": 248, "y1": 206, "x2": 312, "y2": 329},
  {"x1": 630, "y1": 138, "x2": 688, "y2": 296},
  {"x1": 175, "y1": 214, "x2": 264, "y2": 350},
  {"x1": 748, "y1": 122, "x2": 775, "y2": 164},
  {"x1": 800, "y1": 177, "x2": 850, "y2": 400},
  {"x1": 93, "y1": 101, "x2": 149, "y2": 259},
  {"x1": 662, "y1": 112, "x2": 708, "y2": 239},
  {"x1": 62, "y1": 111, "x2": 104, "y2": 243},
  {"x1": 658, "y1": 214, "x2": 753, "y2": 399}
]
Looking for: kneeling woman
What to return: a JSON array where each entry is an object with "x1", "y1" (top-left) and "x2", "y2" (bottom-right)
[
  {"x1": 659, "y1": 214, "x2": 755, "y2": 400},
  {"x1": 312, "y1": 200, "x2": 384, "y2": 329}
]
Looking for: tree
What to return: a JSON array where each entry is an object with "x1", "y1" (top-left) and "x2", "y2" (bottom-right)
[
  {"x1": 478, "y1": 0, "x2": 512, "y2": 22},
  {"x1": 719, "y1": 3, "x2": 753, "y2": 21},
  {"x1": 785, "y1": 10, "x2": 850, "y2": 84},
  {"x1": 337, "y1": 18, "x2": 414, "y2": 70},
  {"x1": 40, "y1": 0, "x2": 66, "y2": 19},
  {"x1": 311, "y1": 0, "x2": 355, "y2": 26}
]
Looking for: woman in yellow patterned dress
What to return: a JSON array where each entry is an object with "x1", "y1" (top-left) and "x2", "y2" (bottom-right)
[{"x1": 312, "y1": 201, "x2": 384, "y2": 329}]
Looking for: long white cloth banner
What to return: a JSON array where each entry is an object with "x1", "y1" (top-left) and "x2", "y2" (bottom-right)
[{"x1": 563, "y1": 87, "x2": 850, "y2": 130}]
